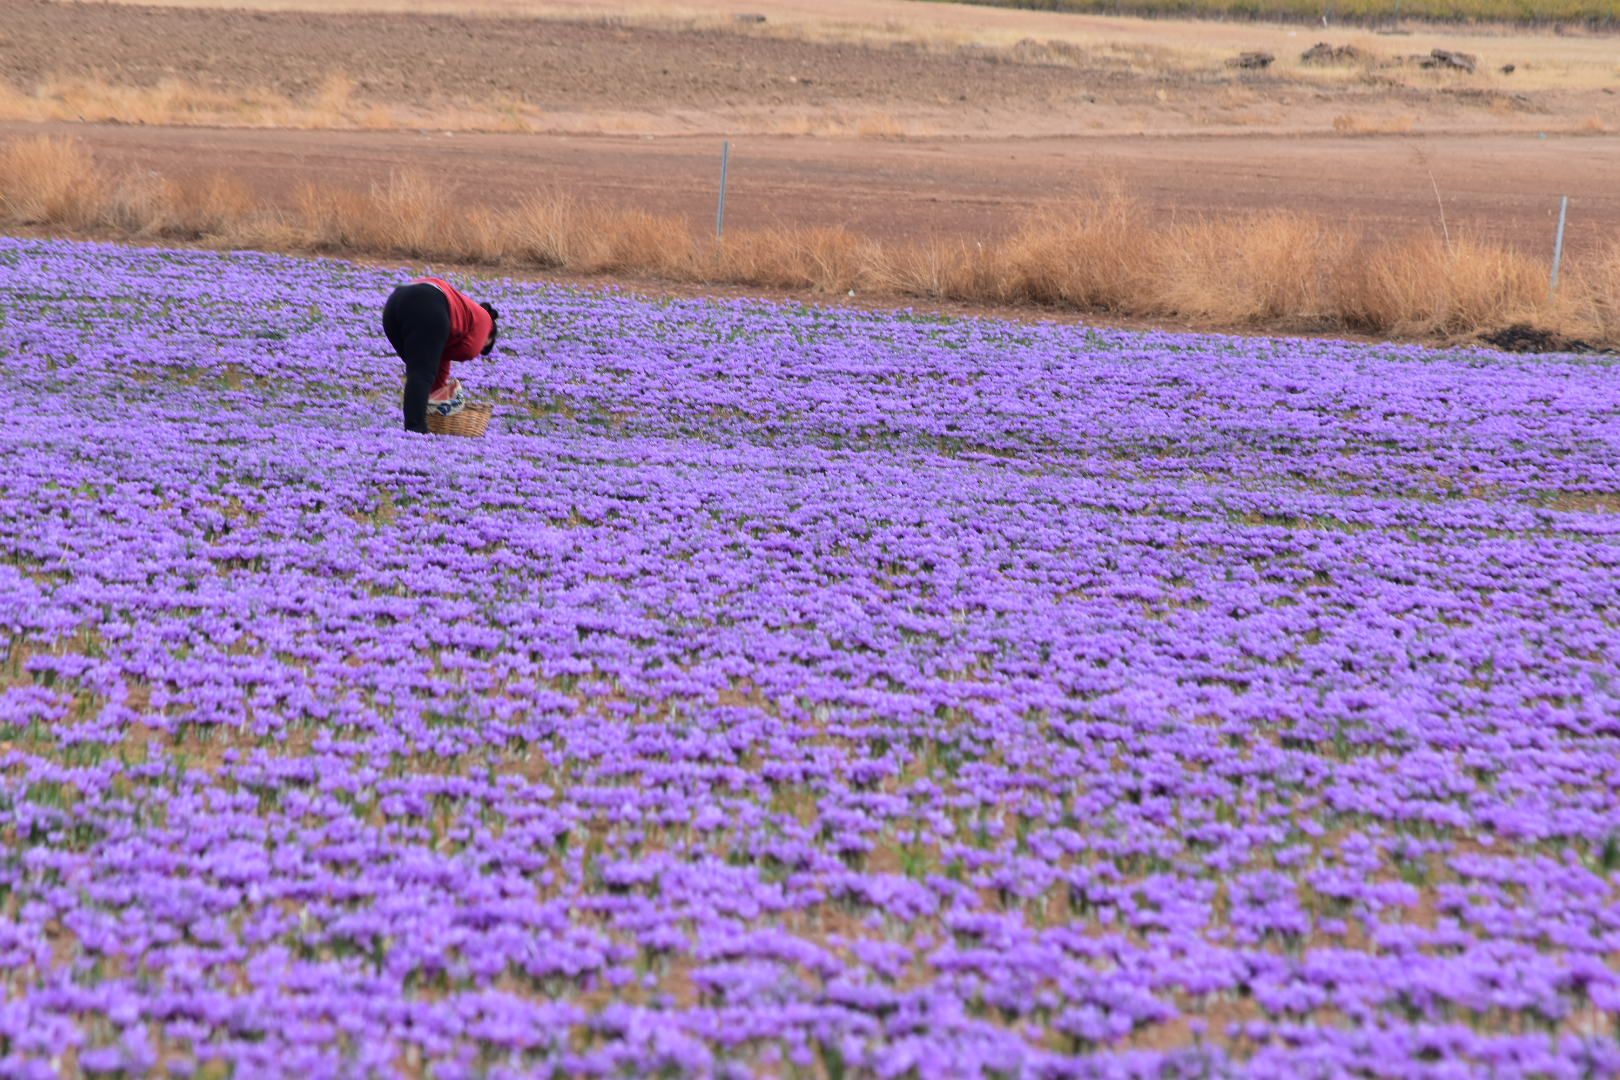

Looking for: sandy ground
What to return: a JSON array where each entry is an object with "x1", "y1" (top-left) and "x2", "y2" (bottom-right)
[{"x1": 3, "y1": 0, "x2": 1618, "y2": 256}]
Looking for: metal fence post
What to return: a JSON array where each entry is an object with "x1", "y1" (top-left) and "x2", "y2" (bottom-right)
[
  {"x1": 716, "y1": 141, "x2": 730, "y2": 240},
  {"x1": 1550, "y1": 195, "x2": 1568, "y2": 296}
]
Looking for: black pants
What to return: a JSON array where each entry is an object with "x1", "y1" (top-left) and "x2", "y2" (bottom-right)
[{"x1": 382, "y1": 284, "x2": 452, "y2": 433}]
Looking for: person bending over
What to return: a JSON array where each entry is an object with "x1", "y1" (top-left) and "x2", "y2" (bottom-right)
[{"x1": 381, "y1": 277, "x2": 499, "y2": 433}]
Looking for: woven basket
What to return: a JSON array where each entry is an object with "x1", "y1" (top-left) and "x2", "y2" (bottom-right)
[{"x1": 426, "y1": 402, "x2": 493, "y2": 438}]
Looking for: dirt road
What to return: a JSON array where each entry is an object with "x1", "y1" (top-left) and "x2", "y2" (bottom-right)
[{"x1": 19, "y1": 120, "x2": 1616, "y2": 256}]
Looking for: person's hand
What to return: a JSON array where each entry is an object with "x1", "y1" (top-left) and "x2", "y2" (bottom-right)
[{"x1": 428, "y1": 379, "x2": 462, "y2": 404}]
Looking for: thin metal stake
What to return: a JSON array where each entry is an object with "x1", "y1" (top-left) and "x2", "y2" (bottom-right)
[
  {"x1": 716, "y1": 140, "x2": 730, "y2": 239},
  {"x1": 1426, "y1": 168, "x2": 1450, "y2": 253},
  {"x1": 1550, "y1": 195, "x2": 1569, "y2": 296}
]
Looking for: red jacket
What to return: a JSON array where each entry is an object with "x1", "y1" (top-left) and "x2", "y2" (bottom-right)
[{"x1": 414, "y1": 277, "x2": 492, "y2": 391}]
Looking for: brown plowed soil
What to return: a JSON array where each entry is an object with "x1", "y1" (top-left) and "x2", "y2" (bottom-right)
[
  {"x1": 10, "y1": 0, "x2": 1617, "y2": 139},
  {"x1": 3, "y1": 1, "x2": 1100, "y2": 113}
]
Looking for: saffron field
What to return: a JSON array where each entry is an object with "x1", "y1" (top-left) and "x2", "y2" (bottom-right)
[{"x1": 1, "y1": 236, "x2": 1618, "y2": 1078}]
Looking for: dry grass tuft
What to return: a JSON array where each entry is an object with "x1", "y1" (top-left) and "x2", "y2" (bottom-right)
[
  {"x1": 764, "y1": 110, "x2": 921, "y2": 139},
  {"x1": 0, "y1": 72, "x2": 924, "y2": 139},
  {"x1": 294, "y1": 181, "x2": 375, "y2": 252},
  {"x1": 297, "y1": 170, "x2": 507, "y2": 263},
  {"x1": 363, "y1": 170, "x2": 455, "y2": 257},
  {"x1": 577, "y1": 206, "x2": 694, "y2": 277},
  {"x1": 0, "y1": 72, "x2": 409, "y2": 130},
  {"x1": 506, "y1": 191, "x2": 587, "y2": 268},
  {"x1": 708, "y1": 226, "x2": 866, "y2": 293},
  {"x1": 1337, "y1": 232, "x2": 1552, "y2": 337},
  {"x1": 853, "y1": 112, "x2": 907, "y2": 140},
  {"x1": 100, "y1": 170, "x2": 176, "y2": 236},
  {"x1": 170, "y1": 173, "x2": 265, "y2": 241},
  {"x1": 3, "y1": 134, "x2": 1615, "y2": 349},
  {"x1": 1151, "y1": 212, "x2": 1351, "y2": 326},
  {"x1": 1000, "y1": 190, "x2": 1145, "y2": 311},
  {"x1": 1559, "y1": 239, "x2": 1620, "y2": 344},
  {"x1": 1331, "y1": 113, "x2": 1417, "y2": 136},
  {"x1": 862, "y1": 237, "x2": 995, "y2": 301},
  {"x1": 0, "y1": 136, "x2": 104, "y2": 227}
]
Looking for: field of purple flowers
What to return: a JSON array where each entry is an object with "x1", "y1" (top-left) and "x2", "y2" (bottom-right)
[{"x1": 1, "y1": 235, "x2": 1618, "y2": 1078}]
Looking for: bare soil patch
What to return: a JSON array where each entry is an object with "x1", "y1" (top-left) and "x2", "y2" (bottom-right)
[{"x1": 2, "y1": 1, "x2": 1144, "y2": 134}]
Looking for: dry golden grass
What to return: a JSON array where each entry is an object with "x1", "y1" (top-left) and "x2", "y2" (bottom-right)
[
  {"x1": 1337, "y1": 233, "x2": 1555, "y2": 337},
  {"x1": 576, "y1": 207, "x2": 695, "y2": 277},
  {"x1": 852, "y1": 112, "x2": 908, "y2": 140},
  {"x1": 3, "y1": 134, "x2": 1614, "y2": 348},
  {"x1": 0, "y1": 73, "x2": 410, "y2": 131},
  {"x1": 298, "y1": 170, "x2": 508, "y2": 263},
  {"x1": 1574, "y1": 241, "x2": 1620, "y2": 341},
  {"x1": 1332, "y1": 113, "x2": 1418, "y2": 136},
  {"x1": 489, "y1": 189, "x2": 695, "y2": 275},
  {"x1": 0, "y1": 136, "x2": 102, "y2": 226},
  {"x1": 0, "y1": 73, "x2": 941, "y2": 139},
  {"x1": 506, "y1": 191, "x2": 583, "y2": 269},
  {"x1": 750, "y1": 110, "x2": 926, "y2": 139},
  {"x1": 1153, "y1": 213, "x2": 1352, "y2": 326},
  {"x1": 169, "y1": 173, "x2": 265, "y2": 240},
  {"x1": 999, "y1": 191, "x2": 1146, "y2": 311},
  {"x1": 705, "y1": 225, "x2": 866, "y2": 293},
  {"x1": 0, "y1": 134, "x2": 283, "y2": 244},
  {"x1": 859, "y1": 237, "x2": 1000, "y2": 302},
  {"x1": 362, "y1": 171, "x2": 453, "y2": 257}
]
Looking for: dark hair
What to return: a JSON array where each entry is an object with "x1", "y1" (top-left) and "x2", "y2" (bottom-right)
[{"x1": 480, "y1": 302, "x2": 499, "y2": 355}]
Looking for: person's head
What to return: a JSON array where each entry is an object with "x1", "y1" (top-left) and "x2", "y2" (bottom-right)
[{"x1": 480, "y1": 302, "x2": 499, "y2": 356}]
